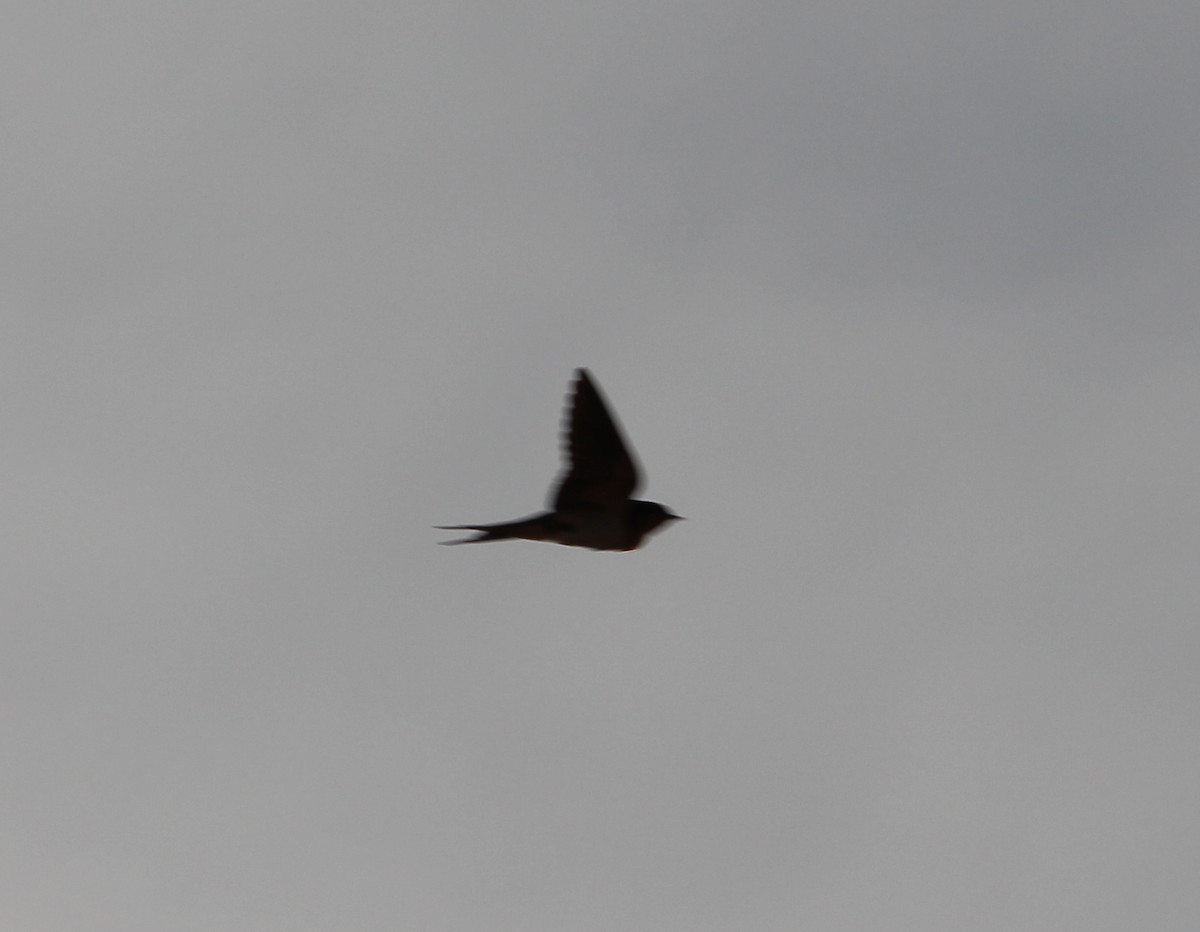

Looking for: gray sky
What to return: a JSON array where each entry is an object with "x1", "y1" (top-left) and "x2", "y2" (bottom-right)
[{"x1": 4, "y1": 2, "x2": 1199, "y2": 929}]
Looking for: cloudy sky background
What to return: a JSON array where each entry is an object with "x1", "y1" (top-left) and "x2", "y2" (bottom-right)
[{"x1": 4, "y1": 2, "x2": 1199, "y2": 929}]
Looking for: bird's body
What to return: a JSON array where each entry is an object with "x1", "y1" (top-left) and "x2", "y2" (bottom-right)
[
  {"x1": 438, "y1": 369, "x2": 681, "y2": 551},
  {"x1": 439, "y1": 499, "x2": 676, "y2": 551}
]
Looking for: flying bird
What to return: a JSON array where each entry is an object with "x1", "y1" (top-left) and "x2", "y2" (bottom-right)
[{"x1": 438, "y1": 369, "x2": 682, "y2": 550}]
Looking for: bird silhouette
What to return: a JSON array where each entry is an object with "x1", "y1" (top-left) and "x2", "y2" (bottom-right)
[{"x1": 438, "y1": 369, "x2": 682, "y2": 550}]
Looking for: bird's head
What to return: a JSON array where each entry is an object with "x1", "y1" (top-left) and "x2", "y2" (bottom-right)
[{"x1": 631, "y1": 500, "x2": 684, "y2": 537}]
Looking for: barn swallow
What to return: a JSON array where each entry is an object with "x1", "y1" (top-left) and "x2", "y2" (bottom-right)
[{"x1": 438, "y1": 369, "x2": 682, "y2": 550}]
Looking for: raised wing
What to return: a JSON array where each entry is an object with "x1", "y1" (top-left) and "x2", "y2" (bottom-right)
[{"x1": 552, "y1": 369, "x2": 641, "y2": 510}]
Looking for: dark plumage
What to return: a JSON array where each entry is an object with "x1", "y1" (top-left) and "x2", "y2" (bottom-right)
[{"x1": 438, "y1": 369, "x2": 682, "y2": 550}]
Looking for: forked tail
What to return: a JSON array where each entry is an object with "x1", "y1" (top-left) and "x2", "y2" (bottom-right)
[{"x1": 435, "y1": 516, "x2": 552, "y2": 545}]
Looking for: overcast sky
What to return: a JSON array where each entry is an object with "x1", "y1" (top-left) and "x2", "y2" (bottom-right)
[{"x1": 4, "y1": 2, "x2": 1199, "y2": 930}]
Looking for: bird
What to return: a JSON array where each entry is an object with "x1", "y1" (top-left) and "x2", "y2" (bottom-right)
[{"x1": 437, "y1": 368, "x2": 682, "y2": 550}]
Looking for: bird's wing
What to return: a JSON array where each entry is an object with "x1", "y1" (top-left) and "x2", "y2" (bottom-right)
[{"x1": 552, "y1": 369, "x2": 641, "y2": 510}]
